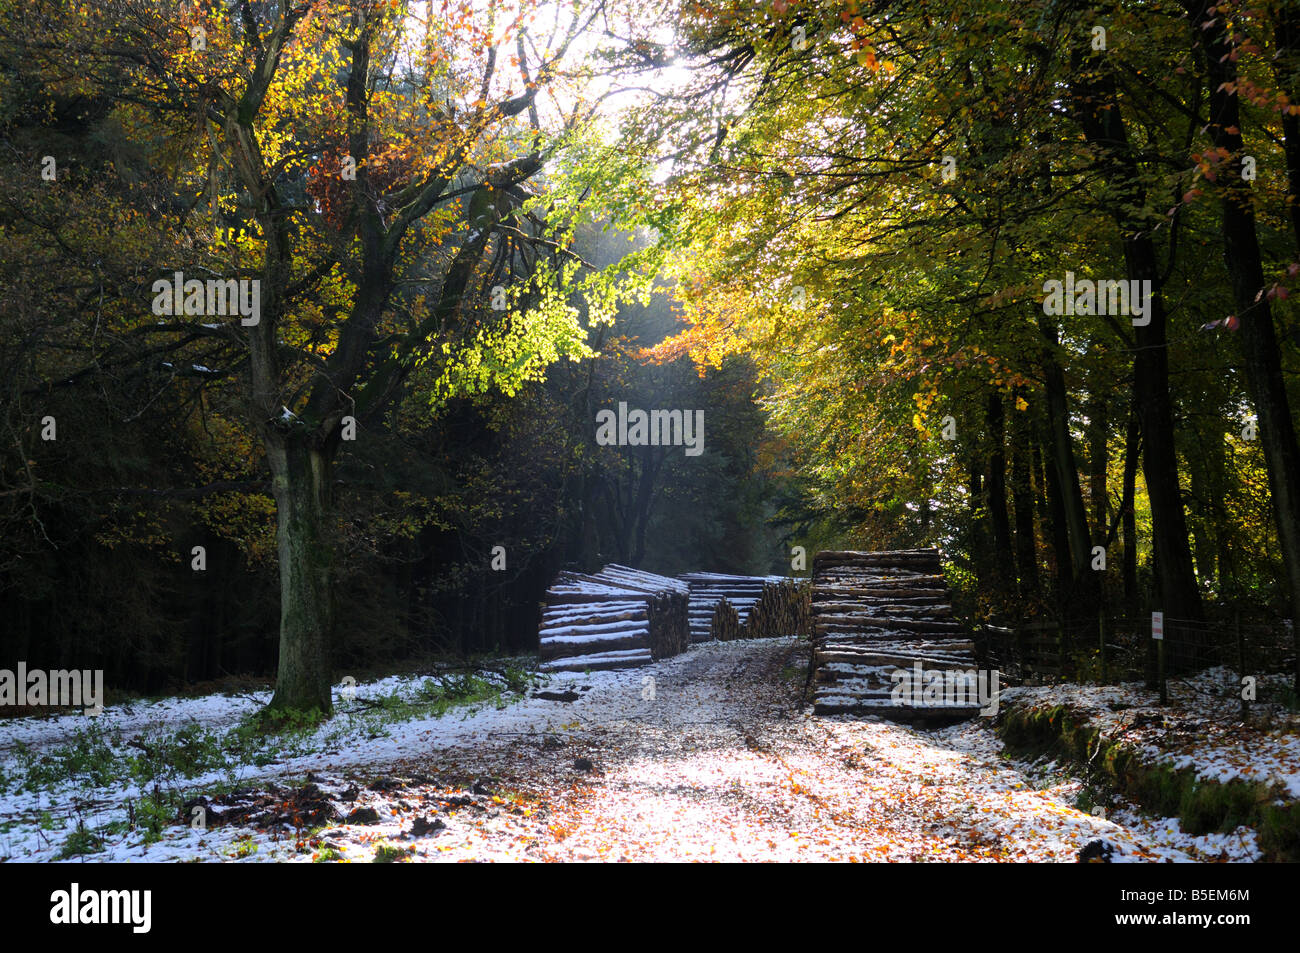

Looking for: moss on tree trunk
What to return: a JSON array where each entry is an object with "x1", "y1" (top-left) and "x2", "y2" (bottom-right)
[{"x1": 266, "y1": 439, "x2": 334, "y2": 714}]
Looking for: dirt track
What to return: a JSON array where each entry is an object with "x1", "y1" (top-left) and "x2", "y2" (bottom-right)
[{"x1": 319, "y1": 638, "x2": 1172, "y2": 862}]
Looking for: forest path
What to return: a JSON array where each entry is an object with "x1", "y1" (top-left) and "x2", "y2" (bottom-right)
[{"x1": 367, "y1": 638, "x2": 1169, "y2": 862}]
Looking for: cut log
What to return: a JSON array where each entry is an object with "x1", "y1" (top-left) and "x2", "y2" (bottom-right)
[
  {"x1": 815, "y1": 617, "x2": 962, "y2": 634},
  {"x1": 539, "y1": 631, "x2": 651, "y2": 661},
  {"x1": 539, "y1": 648, "x2": 654, "y2": 672}
]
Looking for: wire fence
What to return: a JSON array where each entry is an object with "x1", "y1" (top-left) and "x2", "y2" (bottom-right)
[{"x1": 976, "y1": 614, "x2": 1298, "y2": 710}]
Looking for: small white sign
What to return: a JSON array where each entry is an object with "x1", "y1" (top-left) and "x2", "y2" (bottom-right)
[{"x1": 1151, "y1": 611, "x2": 1164, "y2": 641}]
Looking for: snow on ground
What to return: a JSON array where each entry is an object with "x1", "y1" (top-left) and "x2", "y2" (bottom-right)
[
  {"x1": 0, "y1": 658, "x2": 638, "y2": 861},
  {"x1": 935, "y1": 721, "x2": 1262, "y2": 863},
  {"x1": 0, "y1": 641, "x2": 1287, "y2": 862},
  {"x1": 994, "y1": 669, "x2": 1300, "y2": 800}
]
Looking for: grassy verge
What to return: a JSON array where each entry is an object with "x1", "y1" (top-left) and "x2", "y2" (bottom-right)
[
  {"x1": 997, "y1": 703, "x2": 1300, "y2": 861},
  {"x1": 0, "y1": 660, "x2": 541, "y2": 859}
]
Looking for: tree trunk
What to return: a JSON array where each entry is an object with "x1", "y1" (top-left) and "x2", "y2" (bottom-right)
[
  {"x1": 1187, "y1": 453, "x2": 1215, "y2": 585},
  {"x1": 266, "y1": 438, "x2": 335, "y2": 713},
  {"x1": 1087, "y1": 357, "x2": 1111, "y2": 609},
  {"x1": 1130, "y1": 273, "x2": 1203, "y2": 623},
  {"x1": 967, "y1": 455, "x2": 989, "y2": 588},
  {"x1": 1121, "y1": 409, "x2": 1141, "y2": 615},
  {"x1": 1087, "y1": 364, "x2": 1109, "y2": 544},
  {"x1": 985, "y1": 391, "x2": 1014, "y2": 599},
  {"x1": 1273, "y1": 6, "x2": 1300, "y2": 250},
  {"x1": 630, "y1": 446, "x2": 665, "y2": 568},
  {"x1": 1040, "y1": 316, "x2": 1097, "y2": 614},
  {"x1": 1009, "y1": 394, "x2": 1039, "y2": 602},
  {"x1": 1191, "y1": 3, "x2": 1300, "y2": 682},
  {"x1": 1039, "y1": 429, "x2": 1072, "y2": 608},
  {"x1": 1070, "y1": 44, "x2": 1203, "y2": 624}
]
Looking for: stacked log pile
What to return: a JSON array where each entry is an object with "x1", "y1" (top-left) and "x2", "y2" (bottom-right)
[
  {"x1": 747, "y1": 578, "x2": 813, "y2": 639},
  {"x1": 809, "y1": 548, "x2": 979, "y2": 720},
  {"x1": 680, "y1": 573, "x2": 811, "y2": 642},
  {"x1": 680, "y1": 573, "x2": 774, "y2": 642},
  {"x1": 539, "y1": 564, "x2": 690, "y2": 672},
  {"x1": 709, "y1": 599, "x2": 743, "y2": 642}
]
